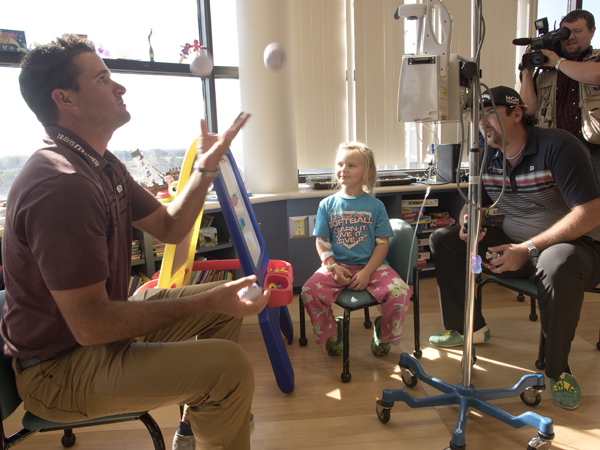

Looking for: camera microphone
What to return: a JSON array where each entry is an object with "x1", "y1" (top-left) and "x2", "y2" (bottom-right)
[{"x1": 512, "y1": 37, "x2": 533, "y2": 46}]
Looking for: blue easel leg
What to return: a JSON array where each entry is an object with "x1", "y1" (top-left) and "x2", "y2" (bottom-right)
[{"x1": 258, "y1": 307, "x2": 295, "y2": 393}]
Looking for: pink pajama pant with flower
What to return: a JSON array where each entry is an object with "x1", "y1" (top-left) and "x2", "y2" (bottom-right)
[{"x1": 301, "y1": 263, "x2": 412, "y2": 345}]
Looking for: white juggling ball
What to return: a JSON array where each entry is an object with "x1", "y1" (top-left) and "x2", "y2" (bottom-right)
[
  {"x1": 190, "y1": 50, "x2": 214, "y2": 77},
  {"x1": 264, "y1": 42, "x2": 288, "y2": 72},
  {"x1": 238, "y1": 283, "x2": 262, "y2": 302}
]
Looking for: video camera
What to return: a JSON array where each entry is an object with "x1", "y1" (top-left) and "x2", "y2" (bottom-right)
[{"x1": 513, "y1": 18, "x2": 571, "y2": 69}]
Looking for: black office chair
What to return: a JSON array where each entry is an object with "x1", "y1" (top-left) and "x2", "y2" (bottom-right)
[
  {"x1": 476, "y1": 276, "x2": 600, "y2": 370},
  {"x1": 0, "y1": 292, "x2": 165, "y2": 449},
  {"x1": 299, "y1": 218, "x2": 421, "y2": 382}
]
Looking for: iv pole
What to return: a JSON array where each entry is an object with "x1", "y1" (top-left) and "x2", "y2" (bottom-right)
[{"x1": 377, "y1": 1, "x2": 555, "y2": 449}]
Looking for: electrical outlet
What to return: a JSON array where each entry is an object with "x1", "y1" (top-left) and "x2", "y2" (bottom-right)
[{"x1": 289, "y1": 216, "x2": 309, "y2": 239}]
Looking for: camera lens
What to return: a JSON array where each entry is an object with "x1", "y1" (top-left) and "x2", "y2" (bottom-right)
[
  {"x1": 522, "y1": 50, "x2": 547, "y2": 69},
  {"x1": 528, "y1": 53, "x2": 544, "y2": 65}
]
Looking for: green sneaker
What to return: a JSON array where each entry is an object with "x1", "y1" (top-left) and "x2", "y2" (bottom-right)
[
  {"x1": 429, "y1": 326, "x2": 490, "y2": 347},
  {"x1": 549, "y1": 372, "x2": 581, "y2": 410},
  {"x1": 371, "y1": 316, "x2": 391, "y2": 357},
  {"x1": 325, "y1": 317, "x2": 343, "y2": 356}
]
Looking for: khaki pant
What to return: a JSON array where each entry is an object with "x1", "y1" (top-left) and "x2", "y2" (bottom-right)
[{"x1": 14, "y1": 282, "x2": 253, "y2": 450}]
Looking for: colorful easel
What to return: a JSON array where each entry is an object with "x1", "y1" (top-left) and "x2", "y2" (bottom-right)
[{"x1": 154, "y1": 140, "x2": 295, "y2": 393}]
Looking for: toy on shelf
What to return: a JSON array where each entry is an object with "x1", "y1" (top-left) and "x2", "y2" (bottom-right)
[
  {"x1": 179, "y1": 43, "x2": 191, "y2": 63},
  {"x1": 148, "y1": 29, "x2": 154, "y2": 62},
  {"x1": 97, "y1": 45, "x2": 110, "y2": 58},
  {"x1": 191, "y1": 39, "x2": 202, "y2": 52}
]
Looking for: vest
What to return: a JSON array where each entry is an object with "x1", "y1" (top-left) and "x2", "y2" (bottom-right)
[{"x1": 535, "y1": 48, "x2": 600, "y2": 144}]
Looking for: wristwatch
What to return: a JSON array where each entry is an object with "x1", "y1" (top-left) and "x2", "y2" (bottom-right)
[
  {"x1": 526, "y1": 239, "x2": 540, "y2": 258},
  {"x1": 555, "y1": 57, "x2": 566, "y2": 72},
  {"x1": 193, "y1": 160, "x2": 221, "y2": 177}
]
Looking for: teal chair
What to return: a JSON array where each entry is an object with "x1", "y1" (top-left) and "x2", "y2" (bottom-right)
[
  {"x1": 476, "y1": 276, "x2": 600, "y2": 370},
  {"x1": 299, "y1": 218, "x2": 421, "y2": 382},
  {"x1": 0, "y1": 291, "x2": 165, "y2": 449}
]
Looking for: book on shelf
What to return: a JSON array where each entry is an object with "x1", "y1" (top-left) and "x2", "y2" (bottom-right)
[
  {"x1": 189, "y1": 269, "x2": 234, "y2": 285},
  {"x1": 409, "y1": 223, "x2": 429, "y2": 231},
  {"x1": 418, "y1": 251, "x2": 431, "y2": 261},
  {"x1": 417, "y1": 237, "x2": 429, "y2": 247},
  {"x1": 401, "y1": 198, "x2": 438, "y2": 208},
  {"x1": 401, "y1": 211, "x2": 420, "y2": 219},
  {"x1": 129, "y1": 275, "x2": 143, "y2": 297},
  {"x1": 430, "y1": 217, "x2": 456, "y2": 228},
  {"x1": 429, "y1": 211, "x2": 451, "y2": 219},
  {"x1": 403, "y1": 215, "x2": 431, "y2": 225}
]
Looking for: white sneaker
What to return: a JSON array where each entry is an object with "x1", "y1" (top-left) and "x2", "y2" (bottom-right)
[{"x1": 172, "y1": 432, "x2": 195, "y2": 450}]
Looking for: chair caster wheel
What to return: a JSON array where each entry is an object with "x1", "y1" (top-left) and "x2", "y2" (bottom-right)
[
  {"x1": 61, "y1": 433, "x2": 76, "y2": 448},
  {"x1": 529, "y1": 313, "x2": 538, "y2": 322},
  {"x1": 376, "y1": 400, "x2": 392, "y2": 424},
  {"x1": 400, "y1": 365, "x2": 418, "y2": 388},
  {"x1": 413, "y1": 350, "x2": 422, "y2": 359},
  {"x1": 520, "y1": 388, "x2": 542, "y2": 407},
  {"x1": 535, "y1": 360, "x2": 546, "y2": 370},
  {"x1": 597, "y1": 341, "x2": 600, "y2": 351},
  {"x1": 517, "y1": 293, "x2": 525, "y2": 302},
  {"x1": 364, "y1": 321, "x2": 372, "y2": 329},
  {"x1": 341, "y1": 373, "x2": 351, "y2": 383},
  {"x1": 299, "y1": 337, "x2": 308, "y2": 346}
]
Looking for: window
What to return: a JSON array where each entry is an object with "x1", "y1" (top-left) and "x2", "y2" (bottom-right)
[{"x1": 0, "y1": 0, "x2": 242, "y2": 200}]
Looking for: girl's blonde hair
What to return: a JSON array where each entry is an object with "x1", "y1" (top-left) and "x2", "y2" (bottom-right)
[{"x1": 333, "y1": 141, "x2": 378, "y2": 195}]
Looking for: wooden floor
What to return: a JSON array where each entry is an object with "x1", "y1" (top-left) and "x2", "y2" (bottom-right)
[{"x1": 4, "y1": 276, "x2": 600, "y2": 449}]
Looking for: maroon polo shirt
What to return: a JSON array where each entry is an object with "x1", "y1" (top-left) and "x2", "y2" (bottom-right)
[{"x1": 1, "y1": 126, "x2": 160, "y2": 360}]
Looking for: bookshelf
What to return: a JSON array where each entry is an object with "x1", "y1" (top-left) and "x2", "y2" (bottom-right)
[{"x1": 131, "y1": 208, "x2": 236, "y2": 278}]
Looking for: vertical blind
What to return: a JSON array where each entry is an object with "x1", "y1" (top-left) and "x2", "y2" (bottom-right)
[{"x1": 291, "y1": 0, "x2": 520, "y2": 170}]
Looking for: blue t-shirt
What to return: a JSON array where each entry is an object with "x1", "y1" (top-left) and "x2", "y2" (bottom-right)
[{"x1": 313, "y1": 192, "x2": 393, "y2": 265}]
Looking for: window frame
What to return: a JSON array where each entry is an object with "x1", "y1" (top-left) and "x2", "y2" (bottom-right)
[{"x1": 0, "y1": 0, "x2": 239, "y2": 134}]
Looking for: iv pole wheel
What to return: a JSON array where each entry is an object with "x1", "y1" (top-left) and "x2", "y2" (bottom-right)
[
  {"x1": 375, "y1": 400, "x2": 392, "y2": 424},
  {"x1": 520, "y1": 388, "x2": 542, "y2": 407},
  {"x1": 444, "y1": 442, "x2": 466, "y2": 450},
  {"x1": 400, "y1": 365, "x2": 418, "y2": 388}
]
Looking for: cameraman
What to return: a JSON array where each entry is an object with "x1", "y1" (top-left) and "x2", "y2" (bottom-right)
[{"x1": 520, "y1": 10, "x2": 600, "y2": 173}]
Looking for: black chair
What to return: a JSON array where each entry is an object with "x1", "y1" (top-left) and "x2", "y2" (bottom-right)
[
  {"x1": 299, "y1": 218, "x2": 421, "y2": 382},
  {"x1": 0, "y1": 291, "x2": 165, "y2": 449},
  {"x1": 476, "y1": 276, "x2": 600, "y2": 370}
]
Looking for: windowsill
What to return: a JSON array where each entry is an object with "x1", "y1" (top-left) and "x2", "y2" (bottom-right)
[{"x1": 202, "y1": 182, "x2": 468, "y2": 211}]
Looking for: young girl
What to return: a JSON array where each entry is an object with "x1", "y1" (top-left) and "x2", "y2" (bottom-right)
[{"x1": 301, "y1": 141, "x2": 412, "y2": 357}]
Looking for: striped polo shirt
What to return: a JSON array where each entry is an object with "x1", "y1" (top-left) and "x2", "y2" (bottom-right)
[{"x1": 481, "y1": 126, "x2": 600, "y2": 243}]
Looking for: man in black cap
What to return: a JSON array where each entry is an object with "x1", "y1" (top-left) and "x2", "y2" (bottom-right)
[{"x1": 428, "y1": 85, "x2": 600, "y2": 410}]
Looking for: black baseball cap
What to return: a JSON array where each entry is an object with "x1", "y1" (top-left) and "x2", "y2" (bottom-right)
[{"x1": 482, "y1": 86, "x2": 525, "y2": 108}]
